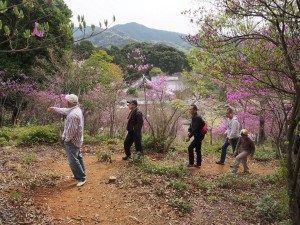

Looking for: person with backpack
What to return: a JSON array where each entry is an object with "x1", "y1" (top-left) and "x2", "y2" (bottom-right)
[
  {"x1": 185, "y1": 104, "x2": 206, "y2": 168},
  {"x1": 216, "y1": 107, "x2": 240, "y2": 165},
  {"x1": 231, "y1": 129, "x2": 255, "y2": 173}
]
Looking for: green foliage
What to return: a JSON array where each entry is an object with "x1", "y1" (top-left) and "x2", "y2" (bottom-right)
[
  {"x1": 170, "y1": 198, "x2": 192, "y2": 214},
  {"x1": 0, "y1": 126, "x2": 57, "y2": 146},
  {"x1": 136, "y1": 158, "x2": 186, "y2": 178},
  {"x1": 256, "y1": 194, "x2": 282, "y2": 222},
  {"x1": 96, "y1": 150, "x2": 112, "y2": 163},
  {"x1": 72, "y1": 40, "x2": 95, "y2": 60},
  {"x1": 149, "y1": 67, "x2": 162, "y2": 76},
  {"x1": 216, "y1": 173, "x2": 238, "y2": 188},
  {"x1": 83, "y1": 49, "x2": 123, "y2": 87},
  {"x1": 19, "y1": 125, "x2": 57, "y2": 145},
  {"x1": 0, "y1": 0, "x2": 73, "y2": 73},
  {"x1": 21, "y1": 153, "x2": 37, "y2": 165},
  {"x1": 8, "y1": 191, "x2": 22, "y2": 202},
  {"x1": 255, "y1": 145, "x2": 276, "y2": 162},
  {"x1": 121, "y1": 42, "x2": 191, "y2": 81},
  {"x1": 127, "y1": 87, "x2": 138, "y2": 95},
  {"x1": 168, "y1": 180, "x2": 187, "y2": 192},
  {"x1": 142, "y1": 135, "x2": 167, "y2": 153}
]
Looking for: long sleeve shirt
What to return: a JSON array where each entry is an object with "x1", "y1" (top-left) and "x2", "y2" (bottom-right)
[
  {"x1": 53, "y1": 106, "x2": 84, "y2": 148},
  {"x1": 126, "y1": 108, "x2": 143, "y2": 134},
  {"x1": 226, "y1": 116, "x2": 240, "y2": 139},
  {"x1": 188, "y1": 113, "x2": 205, "y2": 138},
  {"x1": 235, "y1": 136, "x2": 255, "y2": 156}
]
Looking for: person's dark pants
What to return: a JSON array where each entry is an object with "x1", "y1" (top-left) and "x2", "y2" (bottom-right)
[
  {"x1": 124, "y1": 131, "x2": 143, "y2": 157},
  {"x1": 188, "y1": 136, "x2": 204, "y2": 166},
  {"x1": 220, "y1": 137, "x2": 239, "y2": 163}
]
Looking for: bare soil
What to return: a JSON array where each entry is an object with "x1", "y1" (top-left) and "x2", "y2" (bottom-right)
[{"x1": 33, "y1": 146, "x2": 276, "y2": 225}]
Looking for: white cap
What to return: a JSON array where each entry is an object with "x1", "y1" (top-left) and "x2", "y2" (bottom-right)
[{"x1": 65, "y1": 94, "x2": 78, "y2": 104}]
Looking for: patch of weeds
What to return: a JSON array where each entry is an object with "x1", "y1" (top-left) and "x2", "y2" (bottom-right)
[
  {"x1": 8, "y1": 191, "x2": 23, "y2": 202},
  {"x1": 197, "y1": 181, "x2": 216, "y2": 192},
  {"x1": 216, "y1": 173, "x2": 238, "y2": 188},
  {"x1": 44, "y1": 171, "x2": 63, "y2": 180},
  {"x1": 154, "y1": 186, "x2": 166, "y2": 196},
  {"x1": 170, "y1": 198, "x2": 192, "y2": 214},
  {"x1": 255, "y1": 146, "x2": 276, "y2": 162},
  {"x1": 236, "y1": 193, "x2": 254, "y2": 206},
  {"x1": 168, "y1": 180, "x2": 187, "y2": 192},
  {"x1": 207, "y1": 195, "x2": 218, "y2": 202},
  {"x1": 105, "y1": 138, "x2": 119, "y2": 145},
  {"x1": 256, "y1": 194, "x2": 280, "y2": 222},
  {"x1": 137, "y1": 158, "x2": 186, "y2": 178},
  {"x1": 7, "y1": 162, "x2": 22, "y2": 172},
  {"x1": 96, "y1": 150, "x2": 112, "y2": 163},
  {"x1": 29, "y1": 181, "x2": 38, "y2": 190},
  {"x1": 140, "y1": 175, "x2": 151, "y2": 185},
  {"x1": 216, "y1": 173, "x2": 257, "y2": 189},
  {"x1": 21, "y1": 153, "x2": 37, "y2": 165},
  {"x1": 15, "y1": 171, "x2": 29, "y2": 179},
  {"x1": 56, "y1": 147, "x2": 66, "y2": 156}
]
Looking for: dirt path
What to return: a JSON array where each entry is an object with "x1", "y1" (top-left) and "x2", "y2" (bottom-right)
[
  {"x1": 35, "y1": 152, "x2": 276, "y2": 225},
  {"x1": 36, "y1": 153, "x2": 156, "y2": 225}
]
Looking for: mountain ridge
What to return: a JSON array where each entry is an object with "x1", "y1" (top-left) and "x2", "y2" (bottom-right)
[{"x1": 73, "y1": 22, "x2": 191, "y2": 51}]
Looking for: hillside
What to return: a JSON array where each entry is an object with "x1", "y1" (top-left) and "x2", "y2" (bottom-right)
[{"x1": 73, "y1": 22, "x2": 191, "y2": 51}]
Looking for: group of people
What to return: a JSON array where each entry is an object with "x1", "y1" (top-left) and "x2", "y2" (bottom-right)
[
  {"x1": 186, "y1": 106, "x2": 255, "y2": 173},
  {"x1": 48, "y1": 95, "x2": 255, "y2": 187}
]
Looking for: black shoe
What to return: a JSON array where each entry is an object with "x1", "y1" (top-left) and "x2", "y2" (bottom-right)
[
  {"x1": 122, "y1": 156, "x2": 131, "y2": 160},
  {"x1": 216, "y1": 161, "x2": 224, "y2": 165}
]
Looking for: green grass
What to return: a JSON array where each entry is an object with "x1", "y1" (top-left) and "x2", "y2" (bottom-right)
[
  {"x1": 96, "y1": 150, "x2": 112, "y2": 163},
  {"x1": 21, "y1": 153, "x2": 37, "y2": 165},
  {"x1": 135, "y1": 158, "x2": 186, "y2": 178},
  {"x1": 168, "y1": 180, "x2": 188, "y2": 192},
  {"x1": 8, "y1": 191, "x2": 23, "y2": 202},
  {"x1": 170, "y1": 198, "x2": 192, "y2": 214}
]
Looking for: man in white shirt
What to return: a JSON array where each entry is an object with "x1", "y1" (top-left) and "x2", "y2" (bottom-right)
[
  {"x1": 48, "y1": 94, "x2": 86, "y2": 187},
  {"x1": 216, "y1": 107, "x2": 240, "y2": 165}
]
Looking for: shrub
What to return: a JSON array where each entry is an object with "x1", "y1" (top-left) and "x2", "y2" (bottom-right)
[
  {"x1": 170, "y1": 198, "x2": 192, "y2": 214},
  {"x1": 168, "y1": 180, "x2": 187, "y2": 192},
  {"x1": 21, "y1": 153, "x2": 37, "y2": 165},
  {"x1": 216, "y1": 173, "x2": 238, "y2": 188},
  {"x1": 142, "y1": 135, "x2": 167, "y2": 153},
  {"x1": 136, "y1": 158, "x2": 186, "y2": 178},
  {"x1": 8, "y1": 191, "x2": 23, "y2": 202},
  {"x1": 255, "y1": 146, "x2": 276, "y2": 162},
  {"x1": 256, "y1": 194, "x2": 279, "y2": 222},
  {"x1": 19, "y1": 125, "x2": 57, "y2": 145},
  {"x1": 96, "y1": 150, "x2": 112, "y2": 163}
]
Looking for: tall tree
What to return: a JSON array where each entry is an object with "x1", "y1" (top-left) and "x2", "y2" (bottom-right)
[{"x1": 185, "y1": 0, "x2": 300, "y2": 223}]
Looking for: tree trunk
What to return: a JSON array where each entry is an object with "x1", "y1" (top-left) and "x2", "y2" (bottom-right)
[
  {"x1": 109, "y1": 105, "x2": 115, "y2": 138},
  {"x1": 258, "y1": 115, "x2": 266, "y2": 145},
  {"x1": 0, "y1": 111, "x2": 2, "y2": 128},
  {"x1": 286, "y1": 99, "x2": 300, "y2": 225},
  {"x1": 11, "y1": 107, "x2": 19, "y2": 126}
]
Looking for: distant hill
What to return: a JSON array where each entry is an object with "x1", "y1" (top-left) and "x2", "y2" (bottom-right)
[{"x1": 73, "y1": 22, "x2": 191, "y2": 51}]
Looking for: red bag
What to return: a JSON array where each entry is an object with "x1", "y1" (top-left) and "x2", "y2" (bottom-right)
[{"x1": 201, "y1": 121, "x2": 208, "y2": 135}]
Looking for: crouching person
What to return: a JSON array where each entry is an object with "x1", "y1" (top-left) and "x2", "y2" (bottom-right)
[{"x1": 231, "y1": 129, "x2": 255, "y2": 174}]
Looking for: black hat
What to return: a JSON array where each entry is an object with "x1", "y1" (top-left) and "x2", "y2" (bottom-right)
[{"x1": 127, "y1": 99, "x2": 138, "y2": 106}]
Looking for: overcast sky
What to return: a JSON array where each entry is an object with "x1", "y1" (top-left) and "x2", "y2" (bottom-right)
[{"x1": 64, "y1": 0, "x2": 199, "y2": 34}]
